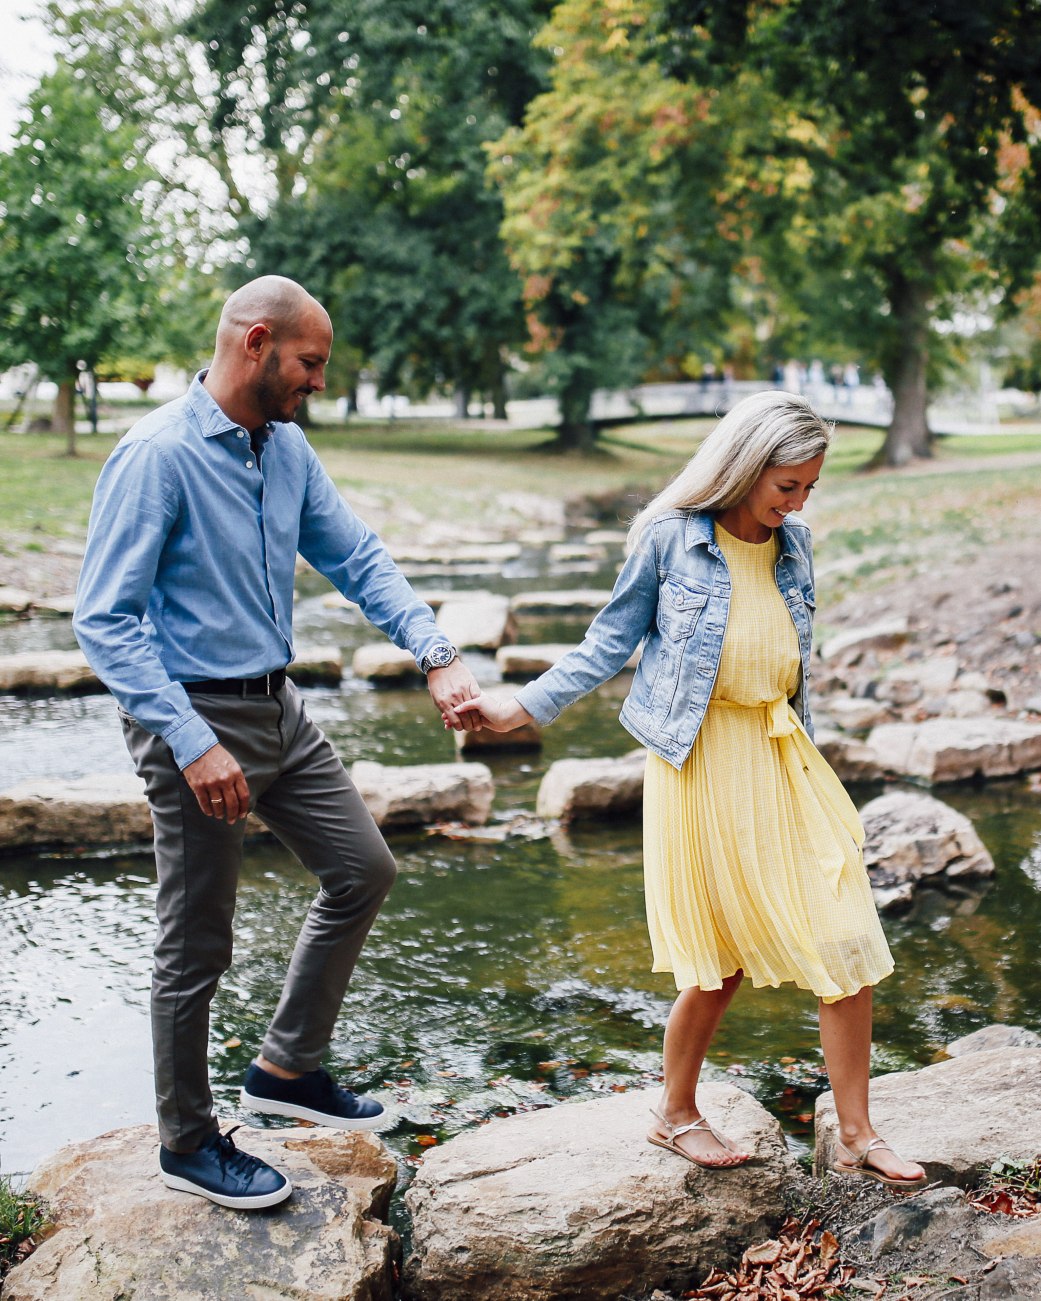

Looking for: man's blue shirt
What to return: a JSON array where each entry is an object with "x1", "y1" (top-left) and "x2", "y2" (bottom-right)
[{"x1": 74, "y1": 374, "x2": 443, "y2": 770}]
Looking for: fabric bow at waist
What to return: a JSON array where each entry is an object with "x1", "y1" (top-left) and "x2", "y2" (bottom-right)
[{"x1": 712, "y1": 694, "x2": 798, "y2": 738}]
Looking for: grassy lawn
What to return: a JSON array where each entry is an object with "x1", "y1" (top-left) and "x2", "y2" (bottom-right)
[{"x1": 0, "y1": 415, "x2": 1037, "y2": 584}]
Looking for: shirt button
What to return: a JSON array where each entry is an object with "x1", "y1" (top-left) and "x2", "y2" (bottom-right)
[
  {"x1": 788, "y1": 588, "x2": 798, "y2": 597},
  {"x1": 246, "y1": 459, "x2": 254, "y2": 468},
  {"x1": 237, "y1": 430, "x2": 245, "y2": 438}
]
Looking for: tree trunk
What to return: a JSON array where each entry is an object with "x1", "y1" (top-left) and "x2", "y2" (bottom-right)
[
  {"x1": 880, "y1": 277, "x2": 933, "y2": 466},
  {"x1": 556, "y1": 367, "x2": 597, "y2": 452},
  {"x1": 54, "y1": 379, "x2": 77, "y2": 456},
  {"x1": 455, "y1": 385, "x2": 471, "y2": 419}
]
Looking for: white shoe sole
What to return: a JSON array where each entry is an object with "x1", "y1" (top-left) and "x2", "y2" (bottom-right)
[
  {"x1": 240, "y1": 1088, "x2": 392, "y2": 1132},
  {"x1": 160, "y1": 1169, "x2": 293, "y2": 1209}
]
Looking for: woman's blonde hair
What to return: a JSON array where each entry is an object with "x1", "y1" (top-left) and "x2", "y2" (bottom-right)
[{"x1": 626, "y1": 390, "x2": 832, "y2": 551}]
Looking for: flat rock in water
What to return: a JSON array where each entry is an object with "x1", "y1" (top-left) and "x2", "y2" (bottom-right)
[
  {"x1": 2, "y1": 1124, "x2": 397, "y2": 1301},
  {"x1": 860, "y1": 790, "x2": 994, "y2": 892},
  {"x1": 0, "y1": 585, "x2": 34, "y2": 613},
  {"x1": 455, "y1": 687, "x2": 542, "y2": 753},
  {"x1": 867, "y1": 716, "x2": 1041, "y2": 782},
  {"x1": 814, "y1": 1047, "x2": 1041, "y2": 1187},
  {"x1": 945, "y1": 1023, "x2": 1041, "y2": 1057},
  {"x1": 291, "y1": 646, "x2": 343, "y2": 686},
  {"x1": 536, "y1": 750, "x2": 646, "y2": 822},
  {"x1": 436, "y1": 595, "x2": 516, "y2": 651},
  {"x1": 509, "y1": 589, "x2": 612, "y2": 616},
  {"x1": 351, "y1": 760, "x2": 494, "y2": 828},
  {"x1": 0, "y1": 648, "x2": 100, "y2": 693},
  {"x1": 404, "y1": 1084, "x2": 797, "y2": 1301},
  {"x1": 352, "y1": 642, "x2": 423, "y2": 682},
  {"x1": 496, "y1": 643, "x2": 640, "y2": 678},
  {"x1": 0, "y1": 773, "x2": 265, "y2": 850},
  {"x1": 30, "y1": 593, "x2": 78, "y2": 617}
]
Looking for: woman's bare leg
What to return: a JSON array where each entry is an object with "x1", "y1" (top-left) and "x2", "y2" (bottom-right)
[
  {"x1": 818, "y1": 987, "x2": 924, "y2": 1181},
  {"x1": 648, "y1": 970, "x2": 748, "y2": 1165}
]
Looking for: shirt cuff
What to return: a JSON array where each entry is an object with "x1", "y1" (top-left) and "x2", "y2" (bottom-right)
[
  {"x1": 162, "y1": 711, "x2": 221, "y2": 771},
  {"x1": 514, "y1": 682, "x2": 561, "y2": 725}
]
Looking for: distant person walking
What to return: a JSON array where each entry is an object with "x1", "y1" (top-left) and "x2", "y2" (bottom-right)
[
  {"x1": 451, "y1": 391, "x2": 926, "y2": 1187},
  {"x1": 74, "y1": 276, "x2": 478, "y2": 1209}
]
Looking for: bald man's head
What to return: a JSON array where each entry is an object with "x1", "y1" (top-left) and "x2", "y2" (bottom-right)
[
  {"x1": 204, "y1": 275, "x2": 332, "y2": 428},
  {"x1": 215, "y1": 276, "x2": 330, "y2": 354}
]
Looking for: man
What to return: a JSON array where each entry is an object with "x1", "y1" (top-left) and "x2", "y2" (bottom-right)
[{"x1": 74, "y1": 276, "x2": 479, "y2": 1210}]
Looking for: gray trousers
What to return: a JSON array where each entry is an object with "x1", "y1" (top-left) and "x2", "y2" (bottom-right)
[{"x1": 121, "y1": 681, "x2": 397, "y2": 1152}]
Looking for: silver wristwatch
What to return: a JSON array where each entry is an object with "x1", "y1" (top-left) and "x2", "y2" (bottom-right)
[{"x1": 420, "y1": 643, "x2": 458, "y2": 673}]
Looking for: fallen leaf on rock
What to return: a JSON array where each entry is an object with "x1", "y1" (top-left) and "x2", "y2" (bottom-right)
[
  {"x1": 415, "y1": 1135, "x2": 438, "y2": 1147},
  {"x1": 745, "y1": 1240, "x2": 783, "y2": 1266}
]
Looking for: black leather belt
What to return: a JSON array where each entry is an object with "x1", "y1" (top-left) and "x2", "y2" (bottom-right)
[{"x1": 183, "y1": 669, "x2": 287, "y2": 697}]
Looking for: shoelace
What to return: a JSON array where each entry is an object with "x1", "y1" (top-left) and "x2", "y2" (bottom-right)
[{"x1": 214, "y1": 1126, "x2": 265, "y2": 1178}]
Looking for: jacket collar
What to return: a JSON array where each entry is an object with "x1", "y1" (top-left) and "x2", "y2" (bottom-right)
[{"x1": 684, "y1": 509, "x2": 801, "y2": 561}]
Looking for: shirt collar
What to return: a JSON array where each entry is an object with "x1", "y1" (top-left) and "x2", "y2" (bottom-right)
[
  {"x1": 186, "y1": 369, "x2": 274, "y2": 441},
  {"x1": 684, "y1": 509, "x2": 800, "y2": 560}
]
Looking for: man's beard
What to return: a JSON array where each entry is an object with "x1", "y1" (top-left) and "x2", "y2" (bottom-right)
[{"x1": 255, "y1": 347, "x2": 302, "y2": 423}]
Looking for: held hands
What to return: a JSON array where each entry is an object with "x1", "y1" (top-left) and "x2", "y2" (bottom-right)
[
  {"x1": 445, "y1": 693, "x2": 533, "y2": 733},
  {"x1": 426, "y1": 658, "x2": 484, "y2": 731},
  {"x1": 182, "y1": 743, "x2": 251, "y2": 822}
]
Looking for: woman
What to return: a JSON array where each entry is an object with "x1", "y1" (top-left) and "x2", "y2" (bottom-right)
[{"x1": 452, "y1": 391, "x2": 925, "y2": 1188}]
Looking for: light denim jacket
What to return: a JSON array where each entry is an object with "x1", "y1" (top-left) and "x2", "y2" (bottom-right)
[{"x1": 515, "y1": 510, "x2": 817, "y2": 769}]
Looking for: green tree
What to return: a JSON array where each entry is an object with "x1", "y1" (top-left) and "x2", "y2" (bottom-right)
[
  {"x1": 186, "y1": 0, "x2": 551, "y2": 415},
  {"x1": 0, "y1": 65, "x2": 158, "y2": 451},
  {"x1": 489, "y1": 0, "x2": 737, "y2": 449},
  {"x1": 657, "y1": 0, "x2": 1041, "y2": 463}
]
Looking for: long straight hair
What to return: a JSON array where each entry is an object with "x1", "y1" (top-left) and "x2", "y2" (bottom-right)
[{"x1": 627, "y1": 390, "x2": 833, "y2": 551}]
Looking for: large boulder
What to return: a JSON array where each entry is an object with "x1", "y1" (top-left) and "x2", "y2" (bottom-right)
[
  {"x1": 813, "y1": 728, "x2": 886, "y2": 784},
  {"x1": 536, "y1": 750, "x2": 646, "y2": 822},
  {"x1": 814, "y1": 1047, "x2": 1041, "y2": 1187},
  {"x1": 860, "y1": 789, "x2": 994, "y2": 909},
  {"x1": 351, "y1": 760, "x2": 494, "y2": 829},
  {"x1": 945, "y1": 1024, "x2": 1041, "y2": 1057},
  {"x1": 819, "y1": 617, "x2": 910, "y2": 663},
  {"x1": 436, "y1": 595, "x2": 516, "y2": 651},
  {"x1": 404, "y1": 1084, "x2": 797, "y2": 1301},
  {"x1": 0, "y1": 649, "x2": 100, "y2": 693},
  {"x1": 1, "y1": 1124, "x2": 398, "y2": 1301},
  {"x1": 867, "y1": 716, "x2": 1041, "y2": 782}
]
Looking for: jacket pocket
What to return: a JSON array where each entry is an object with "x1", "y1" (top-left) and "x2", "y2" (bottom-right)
[{"x1": 658, "y1": 578, "x2": 709, "y2": 640}]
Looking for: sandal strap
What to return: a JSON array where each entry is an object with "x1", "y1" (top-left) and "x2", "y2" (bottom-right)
[
  {"x1": 650, "y1": 1107, "x2": 715, "y2": 1140},
  {"x1": 838, "y1": 1136, "x2": 893, "y2": 1167}
]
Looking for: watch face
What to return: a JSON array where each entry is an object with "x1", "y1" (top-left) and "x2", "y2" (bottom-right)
[{"x1": 424, "y1": 644, "x2": 455, "y2": 671}]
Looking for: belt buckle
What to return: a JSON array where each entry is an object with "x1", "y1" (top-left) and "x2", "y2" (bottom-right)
[{"x1": 265, "y1": 671, "x2": 272, "y2": 695}]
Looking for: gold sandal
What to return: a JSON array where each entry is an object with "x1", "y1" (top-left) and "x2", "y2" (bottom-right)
[
  {"x1": 647, "y1": 1107, "x2": 751, "y2": 1169},
  {"x1": 832, "y1": 1137, "x2": 927, "y2": 1189}
]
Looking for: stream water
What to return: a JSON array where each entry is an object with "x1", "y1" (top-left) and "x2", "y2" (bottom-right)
[{"x1": 2, "y1": 540, "x2": 1039, "y2": 1232}]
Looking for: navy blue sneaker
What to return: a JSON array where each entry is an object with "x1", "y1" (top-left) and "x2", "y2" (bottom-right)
[
  {"x1": 159, "y1": 1126, "x2": 292, "y2": 1209},
  {"x1": 240, "y1": 1063, "x2": 390, "y2": 1131}
]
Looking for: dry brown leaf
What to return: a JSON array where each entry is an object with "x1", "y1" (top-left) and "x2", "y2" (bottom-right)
[{"x1": 745, "y1": 1240, "x2": 783, "y2": 1266}]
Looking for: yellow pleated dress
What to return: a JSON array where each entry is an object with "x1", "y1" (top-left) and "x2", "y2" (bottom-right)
[{"x1": 643, "y1": 524, "x2": 894, "y2": 1003}]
